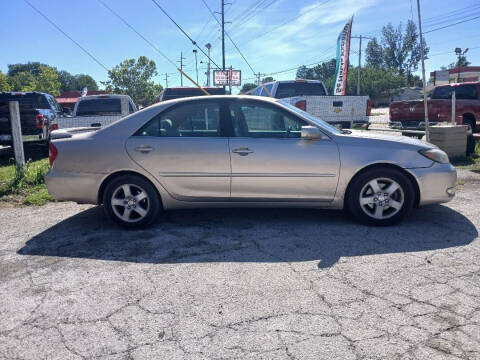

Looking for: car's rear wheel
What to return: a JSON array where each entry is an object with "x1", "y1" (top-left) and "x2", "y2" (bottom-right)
[
  {"x1": 347, "y1": 168, "x2": 415, "y2": 226},
  {"x1": 103, "y1": 175, "x2": 161, "y2": 229}
]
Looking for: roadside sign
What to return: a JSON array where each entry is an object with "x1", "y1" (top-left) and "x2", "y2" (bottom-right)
[
  {"x1": 434, "y1": 70, "x2": 450, "y2": 84},
  {"x1": 213, "y1": 70, "x2": 241, "y2": 86}
]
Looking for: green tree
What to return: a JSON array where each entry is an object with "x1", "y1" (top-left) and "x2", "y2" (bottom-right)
[
  {"x1": 8, "y1": 71, "x2": 37, "y2": 92},
  {"x1": 0, "y1": 71, "x2": 11, "y2": 91},
  {"x1": 7, "y1": 62, "x2": 52, "y2": 77},
  {"x1": 262, "y1": 76, "x2": 275, "y2": 83},
  {"x1": 449, "y1": 55, "x2": 470, "y2": 69},
  {"x1": 58, "y1": 70, "x2": 76, "y2": 92},
  {"x1": 35, "y1": 66, "x2": 61, "y2": 96},
  {"x1": 74, "y1": 74, "x2": 98, "y2": 91},
  {"x1": 240, "y1": 83, "x2": 257, "y2": 93},
  {"x1": 105, "y1": 56, "x2": 162, "y2": 106},
  {"x1": 365, "y1": 38, "x2": 384, "y2": 68},
  {"x1": 296, "y1": 59, "x2": 336, "y2": 81}
]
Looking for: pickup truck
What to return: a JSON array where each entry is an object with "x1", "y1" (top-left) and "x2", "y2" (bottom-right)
[
  {"x1": 57, "y1": 94, "x2": 137, "y2": 129},
  {"x1": 389, "y1": 82, "x2": 479, "y2": 133},
  {"x1": 247, "y1": 80, "x2": 371, "y2": 129},
  {"x1": 0, "y1": 91, "x2": 64, "y2": 149}
]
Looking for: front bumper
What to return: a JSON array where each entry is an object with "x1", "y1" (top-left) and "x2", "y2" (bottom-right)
[
  {"x1": 389, "y1": 120, "x2": 439, "y2": 131},
  {"x1": 409, "y1": 163, "x2": 457, "y2": 206},
  {"x1": 45, "y1": 168, "x2": 104, "y2": 204}
]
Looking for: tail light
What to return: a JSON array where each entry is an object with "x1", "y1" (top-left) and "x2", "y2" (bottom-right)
[
  {"x1": 50, "y1": 123, "x2": 59, "y2": 131},
  {"x1": 294, "y1": 100, "x2": 306, "y2": 111},
  {"x1": 49, "y1": 142, "x2": 58, "y2": 166},
  {"x1": 35, "y1": 114, "x2": 45, "y2": 129},
  {"x1": 366, "y1": 99, "x2": 372, "y2": 116}
]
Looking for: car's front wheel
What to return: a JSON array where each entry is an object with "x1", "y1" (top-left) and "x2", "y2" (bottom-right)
[
  {"x1": 346, "y1": 168, "x2": 415, "y2": 226},
  {"x1": 103, "y1": 175, "x2": 161, "y2": 229}
]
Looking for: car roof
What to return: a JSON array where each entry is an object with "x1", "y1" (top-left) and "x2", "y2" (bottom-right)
[
  {"x1": 149, "y1": 94, "x2": 279, "y2": 108},
  {"x1": 77, "y1": 94, "x2": 130, "y2": 100}
]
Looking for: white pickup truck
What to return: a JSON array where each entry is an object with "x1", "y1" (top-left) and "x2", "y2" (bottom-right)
[
  {"x1": 57, "y1": 94, "x2": 137, "y2": 129},
  {"x1": 247, "y1": 80, "x2": 371, "y2": 129}
]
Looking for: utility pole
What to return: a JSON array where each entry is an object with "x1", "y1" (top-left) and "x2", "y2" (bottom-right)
[
  {"x1": 351, "y1": 35, "x2": 372, "y2": 96},
  {"x1": 221, "y1": 0, "x2": 225, "y2": 71},
  {"x1": 193, "y1": 49, "x2": 199, "y2": 84},
  {"x1": 416, "y1": 0, "x2": 429, "y2": 142},
  {"x1": 164, "y1": 72, "x2": 169, "y2": 88},
  {"x1": 256, "y1": 72, "x2": 265, "y2": 86},
  {"x1": 177, "y1": 52, "x2": 186, "y2": 86},
  {"x1": 205, "y1": 43, "x2": 211, "y2": 86}
]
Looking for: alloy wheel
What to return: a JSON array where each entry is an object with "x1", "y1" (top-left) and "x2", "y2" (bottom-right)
[
  {"x1": 111, "y1": 184, "x2": 150, "y2": 223},
  {"x1": 359, "y1": 177, "x2": 405, "y2": 220}
]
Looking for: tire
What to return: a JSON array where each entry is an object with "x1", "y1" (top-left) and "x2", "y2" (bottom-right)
[
  {"x1": 346, "y1": 167, "x2": 415, "y2": 226},
  {"x1": 103, "y1": 174, "x2": 161, "y2": 229},
  {"x1": 466, "y1": 134, "x2": 476, "y2": 157}
]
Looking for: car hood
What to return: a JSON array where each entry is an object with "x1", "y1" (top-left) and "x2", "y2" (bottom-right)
[{"x1": 341, "y1": 129, "x2": 433, "y2": 149}]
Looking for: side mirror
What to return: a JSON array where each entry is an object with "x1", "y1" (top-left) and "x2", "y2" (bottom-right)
[{"x1": 301, "y1": 126, "x2": 324, "y2": 140}]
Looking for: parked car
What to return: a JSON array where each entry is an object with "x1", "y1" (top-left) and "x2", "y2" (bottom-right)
[
  {"x1": 158, "y1": 87, "x2": 226, "y2": 101},
  {"x1": 0, "y1": 91, "x2": 64, "y2": 149},
  {"x1": 247, "y1": 80, "x2": 371, "y2": 129},
  {"x1": 46, "y1": 95, "x2": 456, "y2": 229},
  {"x1": 57, "y1": 94, "x2": 137, "y2": 129},
  {"x1": 389, "y1": 82, "x2": 480, "y2": 133}
]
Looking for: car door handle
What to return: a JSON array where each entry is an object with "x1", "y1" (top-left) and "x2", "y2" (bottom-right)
[
  {"x1": 232, "y1": 147, "x2": 254, "y2": 156},
  {"x1": 135, "y1": 145, "x2": 153, "y2": 153}
]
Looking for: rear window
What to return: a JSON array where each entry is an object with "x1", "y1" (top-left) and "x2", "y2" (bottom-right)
[
  {"x1": 0, "y1": 93, "x2": 49, "y2": 110},
  {"x1": 161, "y1": 88, "x2": 226, "y2": 101},
  {"x1": 76, "y1": 98, "x2": 121, "y2": 116},
  {"x1": 455, "y1": 84, "x2": 477, "y2": 100},
  {"x1": 275, "y1": 82, "x2": 326, "y2": 99}
]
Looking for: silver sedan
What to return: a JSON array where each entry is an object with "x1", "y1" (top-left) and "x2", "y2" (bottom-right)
[{"x1": 46, "y1": 95, "x2": 457, "y2": 228}]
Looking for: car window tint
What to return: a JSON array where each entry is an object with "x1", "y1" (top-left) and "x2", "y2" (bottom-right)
[
  {"x1": 230, "y1": 102, "x2": 306, "y2": 138},
  {"x1": 76, "y1": 98, "x2": 122, "y2": 116},
  {"x1": 455, "y1": 85, "x2": 477, "y2": 100},
  {"x1": 129, "y1": 102, "x2": 135, "y2": 113},
  {"x1": 135, "y1": 101, "x2": 220, "y2": 137},
  {"x1": 275, "y1": 82, "x2": 326, "y2": 98},
  {"x1": 432, "y1": 86, "x2": 452, "y2": 99}
]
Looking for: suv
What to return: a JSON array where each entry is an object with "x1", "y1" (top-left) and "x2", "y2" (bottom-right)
[
  {"x1": 0, "y1": 91, "x2": 63, "y2": 148},
  {"x1": 158, "y1": 87, "x2": 226, "y2": 101}
]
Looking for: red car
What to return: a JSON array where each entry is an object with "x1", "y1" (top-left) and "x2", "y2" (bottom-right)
[{"x1": 389, "y1": 82, "x2": 480, "y2": 133}]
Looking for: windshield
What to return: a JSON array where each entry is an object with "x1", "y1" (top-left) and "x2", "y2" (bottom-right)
[
  {"x1": 279, "y1": 101, "x2": 341, "y2": 134},
  {"x1": 275, "y1": 82, "x2": 327, "y2": 98}
]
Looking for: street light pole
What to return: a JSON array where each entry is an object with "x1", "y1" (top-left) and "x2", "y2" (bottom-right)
[
  {"x1": 193, "y1": 49, "x2": 199, "y2": 84},
  {"x1": 205, "y1": 43, "x2": 211, "y2": 86},
  {"x1": 416, "y1": 0, "x2": 429, "y2": 142},
  {"x1": 455, "y1": 47, "x2": 469, "y2": 83}
]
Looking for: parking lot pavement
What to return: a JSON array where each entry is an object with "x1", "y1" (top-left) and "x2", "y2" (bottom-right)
[{"x1": 1, "y1": 182, "x2": 480, "y2": 360}]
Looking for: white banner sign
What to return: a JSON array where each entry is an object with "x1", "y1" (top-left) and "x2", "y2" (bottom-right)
[{"x1": 213, "y1": 70, "x2": 241, "y2": 86}]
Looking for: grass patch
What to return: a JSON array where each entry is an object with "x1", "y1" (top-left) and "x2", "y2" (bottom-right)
[
  {"x1": 0, "y1": 158, "x2": 52, "y2": 206},
  {"x1": 451, "y1": 143, "x2": 480, "y2": 170}
]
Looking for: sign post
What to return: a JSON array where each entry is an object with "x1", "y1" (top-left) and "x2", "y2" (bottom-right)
[{"x1": 9, "y1": 101, "x2": 25, "y2": 168}]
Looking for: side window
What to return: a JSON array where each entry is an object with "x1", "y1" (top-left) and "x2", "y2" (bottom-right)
[
  {"x1": 135, "y1": 101, "x2": 220, "y2": 137},
  {"x1": 230, "y1": 102, "x2": 307, "y2": 138},
  {"x1": 265, "y1": 83, "x2": 273, "y2": 95},
  {"x1": 129, "y1": 102, "x2": 135, "y2": 113},
  {"x1": 432, "y1": 86, "x2": 452, "y2": 99},
  {"x1": 455, "y1": 85, "x2": 477, "y2": 100},
  {"x1": 253, "y1": 87, "x2": 262, "y2": 96}
]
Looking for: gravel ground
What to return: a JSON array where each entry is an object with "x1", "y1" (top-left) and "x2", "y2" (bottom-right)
[{"x1": 1, "y1": 176, "x2": 480, "y2": 359}]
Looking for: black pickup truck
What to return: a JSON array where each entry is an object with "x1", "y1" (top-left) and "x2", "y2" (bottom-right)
[{"x1": 0, "y1": 92, "x2": 64, "y2": 150}]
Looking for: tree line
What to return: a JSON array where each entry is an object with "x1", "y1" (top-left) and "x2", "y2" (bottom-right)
[{"x1": 0, "y1": 56, "x2": 164, "y2": 107}]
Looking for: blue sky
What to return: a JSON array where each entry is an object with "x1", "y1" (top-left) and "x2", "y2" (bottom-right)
[{"x1": 1, "y1": 0, "x2": 479, "y2": 88}]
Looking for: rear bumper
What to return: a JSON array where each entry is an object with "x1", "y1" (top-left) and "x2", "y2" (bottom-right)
[
  {"x1": 409, "y1": 163, "x2": 457, "y2": 206},
  {"x1": 45, "y1": 168, "x2": 104, "y2": 204}
]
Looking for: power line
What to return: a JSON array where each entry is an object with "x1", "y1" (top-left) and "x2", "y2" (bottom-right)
[
  {"x1": 97, "y1": 0, "x2": 177, "y2": 68},
  {"x1": 200, "y1": 0, "x2": 256, "y2": 74},
  {"x1": 23, "y1": 0, "x2": 109, "y2": 72},
  {"x1": 423, "y1": 4, "x2": 480, "y2": 23},
  {"x1": 150, "y1": 0, "x2": 222, "y2": 70},
  {"x1": 423, "y1": 14, "x2": 480, "y2": 34}
]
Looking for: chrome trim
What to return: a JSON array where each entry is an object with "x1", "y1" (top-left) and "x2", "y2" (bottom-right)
[{"x1": 159, "y1": 172, "x2": 336, "y2": 178}]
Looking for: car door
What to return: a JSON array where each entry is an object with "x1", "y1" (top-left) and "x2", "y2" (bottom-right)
[
  {"x1": 227, "y1": 99, "x2": 340, "y2": 201},
  {"x1": 126, "y1": 99, "x2": 231, "y2": 201}
]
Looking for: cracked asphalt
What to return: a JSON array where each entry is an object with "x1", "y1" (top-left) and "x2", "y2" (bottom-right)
[{"x1": 1, "y1": 179, "x2": 480, "y2": 359}]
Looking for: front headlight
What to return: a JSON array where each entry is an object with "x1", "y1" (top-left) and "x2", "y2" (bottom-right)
[{"x1": 419, "y1": 148, "x2": 450, "y2": 164}]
